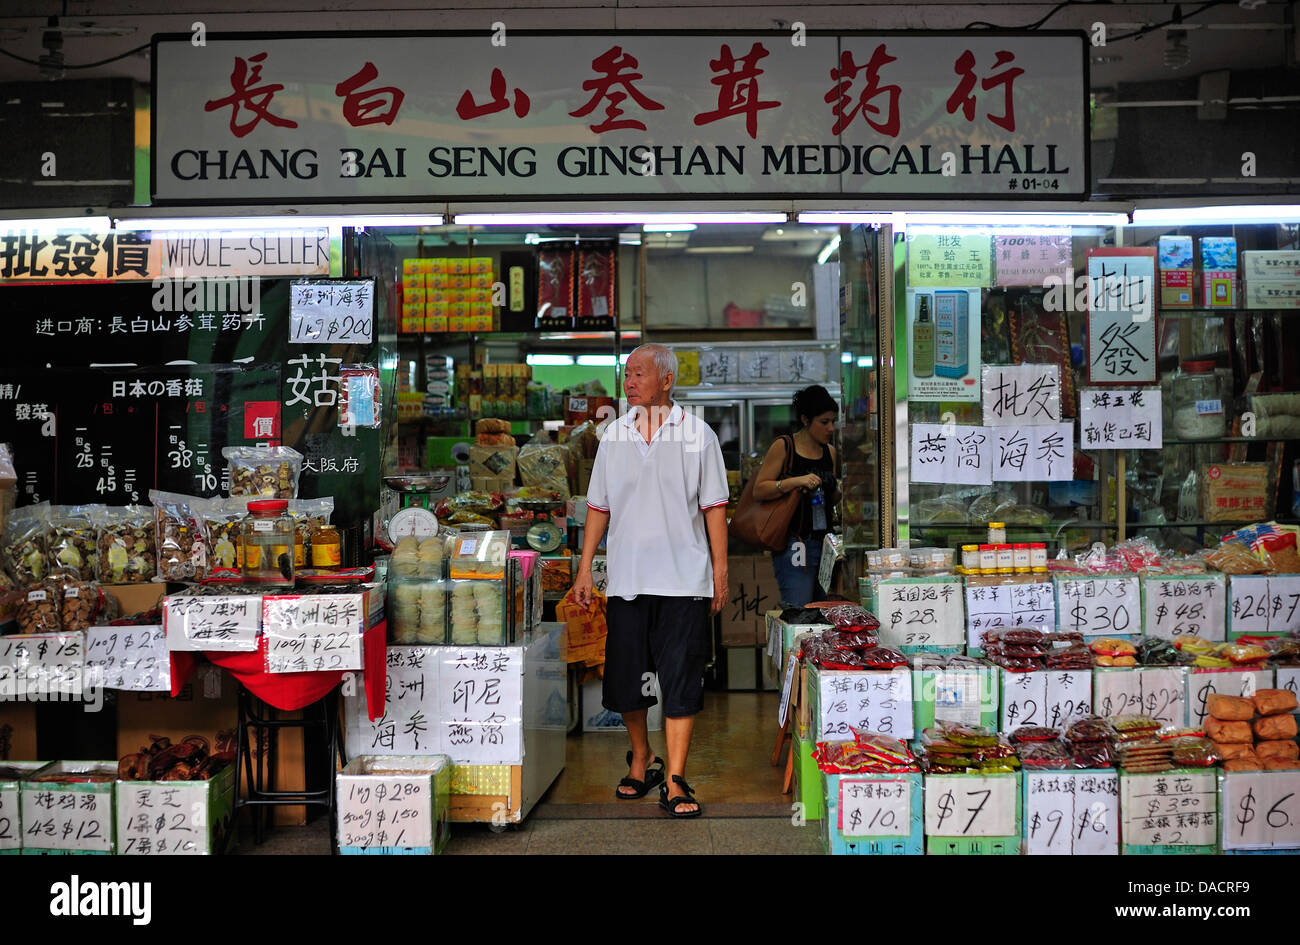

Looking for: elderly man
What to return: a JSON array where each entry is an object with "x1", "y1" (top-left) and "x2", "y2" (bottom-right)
[{"x1": 572, "y1": 343, "x2": 730, "y2": 818}]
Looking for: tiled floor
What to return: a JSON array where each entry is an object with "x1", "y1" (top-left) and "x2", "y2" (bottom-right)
[{"x1": 234, "y1": 690, "x2": 812, "y2": 854}]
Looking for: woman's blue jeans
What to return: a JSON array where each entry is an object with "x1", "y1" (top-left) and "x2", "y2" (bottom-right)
[{"x1": 770, "y1": 535, "x2": 824, "y2": 609}]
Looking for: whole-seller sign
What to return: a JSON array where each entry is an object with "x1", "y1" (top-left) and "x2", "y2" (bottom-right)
[{"x1": 151, "y1": 30, "x2": 1088, "y2": 202}]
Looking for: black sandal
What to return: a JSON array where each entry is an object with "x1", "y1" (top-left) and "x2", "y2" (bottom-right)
[
  {"x1": 616, "y1": 750, "x2": 665, "y2": 799},
  {"x1": 659, "y1": 775, "x2": 703, "y2": 818}
]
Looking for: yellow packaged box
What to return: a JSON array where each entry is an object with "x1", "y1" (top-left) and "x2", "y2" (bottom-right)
[
  {"x1": 448, "y1": 258, "x2": 470, "y2": 275},
  {"x1": 427, "y1": 258, "x2": 447, "y2": 274},
  {"x1": 424, "y1": 302, "x2": 448, "y2": 333},
  {"x1": 470, "y1": 302, "x2": 493, "y2": 320},
  {"x1": 1201, "y1": 463, "x2": 1271, "y2": 522},
  {"x1": 471, "y1": 272, "x2": 494, "y2": 290},
  {"x1": 470, "y1": 257, "x2": 493, "y2": 274},
  {"x1": 427, "y1": 272, "x2": 450, "y2": 289},
  {"x1": 403, "y1": 285, "x2": 427, "y2": 305},
  {"x1": 449, "y1": 274, "x2": 471, "y2": 290},
  {"x1": 469, "y1": 313, "x2": 494, "y2": 332},
  {"x1": 418, "y1": 258, "x2": 437, "y2": 274},
  {"x1": 402, "y1": 258, "x2": 422, "y2": 276},
  {"x1": 469, "y1": 287, "x2": 493, "y2": 305},
  {"x1": 428, "y1": 287, "x2": 452, "y2": 305}
]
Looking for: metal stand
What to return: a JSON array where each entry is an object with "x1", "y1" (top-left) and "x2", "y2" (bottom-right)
[{"x1": 233, "y1": 683, "x2": 347, "y2": 854}]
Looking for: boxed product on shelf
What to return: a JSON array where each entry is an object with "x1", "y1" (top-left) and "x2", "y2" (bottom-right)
[
  {"x1": 1158, "y1": 235, "x2": 1194, "y2": 308},
  {"x1": 469, "y1": 444, "x2": 519, "y2": 484},
  {"x1": 1201, "y1": 463, "x2": 1271, "y2": 522},
  {"x1": 425, "y1": 301, "x2": 449, "y2": 332},
  {"x1": 1245, "y1": 281, "x2": 1300, "y2": 309},
  {"x1": 21, "y1": 761, "x2": 118, "y2": 854},
  {"x1": 1201, "y1": 236, "x2": 1238, "y2": 308},
  {"x1": 337, "y1": 754, "x2": 452, "y2": 855},
  {"x1": 0, "y1": 761, "x2": 47, "y2": 854},
  {"x1": 1243, "y1": 250, "x2": 1300, "y2": 282}
]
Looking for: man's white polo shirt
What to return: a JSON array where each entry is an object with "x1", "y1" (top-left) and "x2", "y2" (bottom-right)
[{"x1": 585, "y1": 402, "x2": 729, "y2": 600}]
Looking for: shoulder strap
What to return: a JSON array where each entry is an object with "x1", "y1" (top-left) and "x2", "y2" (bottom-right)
[{"x1": 779, "y1": 435, "x2": 796, "y2": 478}]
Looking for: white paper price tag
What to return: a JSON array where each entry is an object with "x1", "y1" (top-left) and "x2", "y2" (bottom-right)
[
  {"x1": 289, "y1": 279, "x2": 374, "y2": 344},
  {"x1": 1079, "y1": 388, "x2": 1162, "y2": 450},
  {"x1": 839, "y1": 778, "x2": 911, "y2": 837},
  {"x1": 338, "y1": 775, "x2": 432, "y2": 850},
  {"x1": 1024, "y1": 771, "x2": 1120, "y2": 855},
  {"x1": 437, "y1": 647, "x2": 524, "y2": 765},
  {"x1": 165, "y1": 595, "x2": 261, "y2": 652},
  {"x1": 21, "y1": 784, "x2": 113, "y2": 852},
  {"x1": 818, "y1": 668, "x2": 913, "y2": 740},
  {"x1": 965, "y1": 581, "x2": 1054, "y2": 649},
  {"x1": 1229, "y1": 575, "x2": 1300, "y2": 635},
  {"x1": 1122, "y1": 770, "x2": 1217, "y2": 847},
  {"x1": 924, "y1": 774, "x2": 1016, "y2": 837},
  {"x1": 263, "y1": 594, "x2": 364, "y2": 674},
  {"x1": 1055, "y1": 576, "x2": 1141, "y2": 637},
  {"x1": 1189, "y1": 669, "x2": 1275, "y2": 726},
  {"x1": 1093, "y1": 667, "x2": 1188, "y2": 727},
  {"x1": 1142, "y1": 574, "x2": 1226, "y2": 642},
  {"x1": 0, "y1": 633, "x2": 84, "y2": 698},
  {"x1": 117, "y1": 782, "x2": 210, "y2": 855},
  {"x1": 1000, "y1": 669, "x2": 1092, "y2": 731},
  {"x1": 877, "y1": 579, "x2": 965, "y2": 649},
  {"x1": 345, "y1": 647, "x2": 441, "y2": 758},
  {"x1": 0, "y1": 786, "x2": 19, "y2": 851},
  {"x1": 85, "y1": 625, "x2": 170, "y2": 692},
  {"x1": 1221, "y1": 771, "x2": 1300, "y2": 851}
]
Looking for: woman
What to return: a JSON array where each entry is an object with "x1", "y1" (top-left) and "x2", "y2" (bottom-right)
[{"x1": 751, "y1": 385, "x2": 839, "y2": 607}]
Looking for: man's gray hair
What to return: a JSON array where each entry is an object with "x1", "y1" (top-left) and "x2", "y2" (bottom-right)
[{"x1": 627, "y1": 343, "x2": 678, "y2": 382}]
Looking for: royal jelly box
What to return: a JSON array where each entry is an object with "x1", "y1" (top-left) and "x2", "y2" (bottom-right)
[
  {"x1": 471, "y1": 272, "x2": 495, "y2": 290},
  {"x1": 424, "y1": 302, "x2": 449, "y2": 332},
  {"x1": 1245, "y1": 280, "x2": 1300, "y2": 309},
  {"x1": 933, "y1": 290, "x2": 969, "y2": 379},
  {"x1": 427, "y1": 271, "x2": 450, "y2": 289},
  {"x1": 402, "y1": 258, "x2": 423, "y2": 277},
  {"x1": 1158, "y1": 235, "x2": 1194, "y2": 308},
  {"x1": 449, "y1": 274, "x2": 472, "y2": 290},
  {"x1": 1200, "y1": 237, "x2": 1237, "y2": 308},
  {"x1": 470, "y1": 257, "x2": 493, "y2": 275},
  {"x1": 1243, "y1": 250, "x2": 1300, "y2": 283},
  {"x1": 448, "y1": 258, "x2": 470, "y2": 275},
  {"x1": 403, "y1": 285, "x2": 427, "y2": 306}
]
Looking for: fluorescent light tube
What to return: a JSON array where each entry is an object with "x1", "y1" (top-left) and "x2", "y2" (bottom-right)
[
  {"x1": 114, "y1": 214, "x2": 441, "y2": 230},
  {"x1": 817, "y1": 235, "x2": 842, "y2": 265},
  {"x1": 1130, "y1": 204, "x2": 1300, "y2": 226},
  {"x1": 525, "y1": 354, "x2": 575, "y2": 366},
  {"x1": 577, "y1": 355, "x2": 619, "y2": 366},
  {"x1": 0, "y1": 216, "x2": 112, "y2": 232},
  {"x1": 454, "y1": 212, "x2": 785, "y2": 225}
]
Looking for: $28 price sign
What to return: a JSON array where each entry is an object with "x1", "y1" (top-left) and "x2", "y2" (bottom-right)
[
  {"x1": 924, "y1": 774, "x2": 1017, "y2": 837},
  {"x1": 1222, "y1": 770, "x2": 1300, "y2": 851}
]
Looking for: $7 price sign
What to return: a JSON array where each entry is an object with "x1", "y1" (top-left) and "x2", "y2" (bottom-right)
[
  {"x1": 925, "y1": 775, "x2": 1016, "y2": 837},
  {"x1": 1224, "y1": 771, "x2": 1300, "y2": 850}
]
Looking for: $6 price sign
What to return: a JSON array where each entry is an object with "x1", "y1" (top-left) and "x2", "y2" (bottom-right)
[{"x1": 1224, "y1": 771, "x2": 1300, "y2": 851}]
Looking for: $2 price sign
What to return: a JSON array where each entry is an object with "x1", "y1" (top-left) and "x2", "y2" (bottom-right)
[
  {"x1": 1222, "y1": 771, "x2": 1300, "y2": 851},
  {"x1": 924, "y1": 774, "x2": 1017, "y2": 837},
  {"x1": 1000, "y1": 670, "x2": 1091, "y2": 732},
  {"x1": 838, "y1": 778, "x2": 911, "y2": 838}
]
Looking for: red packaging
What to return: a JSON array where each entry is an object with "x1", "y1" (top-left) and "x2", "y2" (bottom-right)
[
  {"x1": 537, "y1": 249, "x2": 574, "y2": 329},
  {"x1": 576, "y1": 248, "x2": 616, "y2": 330}
]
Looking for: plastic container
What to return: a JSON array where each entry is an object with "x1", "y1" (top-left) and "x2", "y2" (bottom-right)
[
  {"x1": 1030, "y1": 542, "x2": 1048, "y2": 570},
  {"x1": 448, "y1": 578, "x2": 508, "y2": 646},
  {"x1": 1170, "y1": 361, "x2": 1226, "y2": 440},
  {"x1": 1013, "y1": 543, "x2": 1031, "y2": 574},
  {"x1": 240, "y1": 499, "x2": 295, "y2": 586},
  {"x1": 988, "y1": 522, "x2": 1007, "y2": 544},
  {"x1": 995, "y1": 544, "x2": 1014, "y2": 574},
  {"x1": 960, "y1": 544, "x2": 980, "y2": 573},
  {"x1": 978, "y1": 544, "x2": 997, "y2": 574}
]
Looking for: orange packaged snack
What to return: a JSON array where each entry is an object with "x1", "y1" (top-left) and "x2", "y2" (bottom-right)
[
  {"x1": 1253, "y1": 713, "x2": 1298, "y2": 741},
  {"x1": 1225, "y1": 758, "x2": 1266, "y2": 772},
  {"x1": 1213, "y1": 741, "x2": 1259, "y2": 761},
  {"x1": 1264, "y1": 759, "x2": 1300, "y2": 771},
  {"x1": 1204, "y1": 717, "x2": 1254, "y2": 743},
  {"x1": 1256, "y1": 740, "x2": 1300, "y2": 761},
  {"x1": 1253, "y1": 688, "x2": 1300, "y2": 717},
  {"x1": 1206, "y1": 693, "x2": 1255, "y2": 721}
]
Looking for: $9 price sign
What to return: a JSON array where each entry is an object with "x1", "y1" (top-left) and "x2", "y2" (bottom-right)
[
  {"x1": 838, "y1": 778, "x2": 911, "y2": 838},
  {"x1": 1223, "y1": 771, "x2": 1300, "y2": 851},
  {"x1": 1024, "y1": 771, "x2": 1119, "y2": 855},
  {"x1": 924, "y1": 774, "x2": 1017, "y2": 837}
]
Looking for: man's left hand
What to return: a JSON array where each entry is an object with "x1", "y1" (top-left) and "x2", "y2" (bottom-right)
[{"x1": 711, "y1": 569, "x2": 729, "y2": 615}]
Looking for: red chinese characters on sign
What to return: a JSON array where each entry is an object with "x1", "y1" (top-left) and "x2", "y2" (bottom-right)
[
  {"x1": 569, "y1": 46, "x2": 665, "y2": 133},
  {"x1": 824, "y1": 45, "x2": 901, "y2": 138},
  {"x1": 243, "y1": 402, "x2": 282, "y2": 441},
  {"x1": 693, "y1": 42, "x2": 780, "y2": 140},
  {"x1": 456, "y1": 68, "x2": 530, "y2": 120},
  {"x1": 204, "y1": 52, "x2": 299, "y2": 138},
  {"x1": 335, "y1": 62, "x2": 405, "y2": 127},
  {"x1": 945, "y1": 50, "x2": 1024, "y2": 133}
]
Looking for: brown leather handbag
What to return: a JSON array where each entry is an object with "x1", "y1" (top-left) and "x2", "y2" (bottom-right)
[{"x1": 729, "y1": 434, "x2": 801, "y2": 552}]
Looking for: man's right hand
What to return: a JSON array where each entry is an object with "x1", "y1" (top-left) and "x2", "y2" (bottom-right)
[{"x1": 572, "y1": 569, "x2": 595, "y2": 608}]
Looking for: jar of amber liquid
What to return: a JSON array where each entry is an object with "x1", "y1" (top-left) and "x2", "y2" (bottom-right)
[{"x1": 310, "y1": 523, "x2": 342, "y2": 569}]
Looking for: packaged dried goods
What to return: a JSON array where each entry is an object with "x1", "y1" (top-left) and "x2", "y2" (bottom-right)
[
  {"x1": 1256, "y1": 740, "x2": 1300, "y2": 761},
  {"x1": 46, "y1": 504, "x2": 101, "y2": 581},
  {"x1": 1206, "y1": 693, "x2": 1255, "y2": 721},
  {"x1": 391, "y1": 536, "x2": 420, "y2": 578},
  {"x1": 1066, "y1": 716, "x2": 1115, "y2": 743},
  {"x1": 821, "y1": 603, "x2": 881, "y2": 631},
  {"x1": 1090, "y1": 637, "x2": 1137, "y2": 657},
  {"x1": 1254, "y1": 714, "x2": 1298, "y2": 741},
  {"x1": 1253, "y1": 688, "x2": 1299, "y2": 717},
  {"x1": 1224, "y1": 758, "x2": 1266, "y2": 772},
  {"x1": 1263, "y1": 759, "x2": 1300, "y2": 771},
  {"x1": 1205, "y1": 540, "x2": 1268, "y2": 574},
  {"x1": 1018, "y1": 739, "x2": 1071, "y2": 769},
  {"x1": 57, "y1": 577, "x2": 100, "y2": 632},
  {"x1": 1203, "y1": 717, "x2": 1254, "y2": 743},
  {"x1": 2, "y1": 501, "x2": 50, "y2": 585},
  {"x1": 1214, "y1": 741, "x2": 1259, "y2": 761},
  {"x1": 202, "y1": 497, "x2": 249, "y2": 572},
  {"x1": 16, "y1": 578, "x2": 62, "y2": 633},
  {"x1": 222, "y1": 445, "x2": 304, "y2": 499},
  {"x1": 95, "y1": 505, "x2": 157, "y2": 583},
  {"x1": 1218, "y1": 642, "x2": 1269, "y2": 666},
  {"x1": 517, "y1": 432, "x2": 570, "y2": 497},
  {"x1": 1169, "y1": 736, "x2": 1218, "y2": 767},
  {"x1": 1109, "y1": 714, "x2": 1163, "y2": 741},
  {"x1": 149, "y1": 490, "x2": 209, "y2": 582},
  {"x1": 1009, "y1": 726, "x2": 1061, "y2": 743}
]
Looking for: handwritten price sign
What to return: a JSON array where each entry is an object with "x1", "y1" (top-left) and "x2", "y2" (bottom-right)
[
  {"x1": 965, "y1": 581, "x2": 1054, "y2": 650},
  {"x1": 1121, "y1": 770, "x2": 1217, "y2": 848},
  {"x1": 839, "y1": 778, "x2": 911, "y2": 838},
  {"x1": 338, "y1": 773, "x2": 433, "y2": 850},
  {"x1": 289, "y1": 279, "x2": 375, "y2": 344},
  {"x1": 1093, "y1": 667, "x2": 1188, "y2": 727},
  {"x1": 876, "y1": 578, "x2": 965, "y2": 650},
  {"x1": 817, "y1": 668, "x2": 914, "y2": 740},
  {"x1": 165, "y1": 594, "x2": 261, "y2": 652},
  {"x1": 21, "y1": 780, "x2": 114, "y2": 852},
  {"x1": 1222, "y1": 771, "x2": 1300, "y2": 851},
  {"x1": 85, "y1": 625, "x2": 170, "y2": 692},
  {"x1": 1024, "y1": 771, "x2": 1119, "y2": 855},
  {"x1": 1228, "y1": 575, "x2": 1300, "y2": 636},
  {"x1": 117, "y1": 782, "x2": 211, "y2": 855},
  {"x1": 1055, "y1": 576, "x2": 1141, "y2": 637},
  {"x1": 1000, "y1": 669, "x2": 1092, "y2": 732},
  {"x1": 925, "y1": 774, "x2": 1017, "y2": 837},
  {"x1": 1142, "y1": 574, "x2": 1226, "y2": 642}
]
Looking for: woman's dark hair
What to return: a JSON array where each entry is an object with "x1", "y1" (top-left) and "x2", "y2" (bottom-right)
[{"x1": 792, "y1": 385, "x2": 839, "y2": 426}]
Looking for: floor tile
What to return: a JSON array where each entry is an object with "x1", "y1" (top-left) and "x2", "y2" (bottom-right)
[
  {"x1": 708, "y1": 818, "x2": 824, "y2": 855},
  {"x1": 523, "y1": 818, "x2": 713, "y2": 855}
]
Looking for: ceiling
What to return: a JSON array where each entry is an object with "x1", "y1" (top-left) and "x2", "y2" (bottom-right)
[{"x1": 0, "y1": 0, "x2": 1293, "y2": 89}]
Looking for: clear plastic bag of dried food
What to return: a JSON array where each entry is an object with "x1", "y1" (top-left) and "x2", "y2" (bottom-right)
[
  {"x1": 149, "y1": 490, "x2": 210, "y2": 582},
  {"x1": 517, "y1": 431, "x2": 571, "y2": 498},
  {"x1": 202, "y1": 496, "x2": 251, "y2": 573},
  {"x1": 2, "y1": 501, "x2": 51, "y2": 585},
  {"x1": 222, "y1": 445, "x2": 304, "y2": 499},
  {"x1": 16, "y1": 577, "x2": 62, "y2": 634},
  {"x1": 46, "y1": 504, "x2": 103, "y2": 582},
  {"x1": 821, "y1": 603, "x2": 881, "y2": 631},
  {"x1": 95, "y1": 505, "x2": 157, "y2": 584},
  {"x1": 55, "y1": 575, "x2": 102, "y2": 632}
]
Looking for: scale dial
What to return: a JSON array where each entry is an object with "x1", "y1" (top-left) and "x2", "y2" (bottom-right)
[{"x1": 388, "y1": 506, "x2": 439, "y2": 543}]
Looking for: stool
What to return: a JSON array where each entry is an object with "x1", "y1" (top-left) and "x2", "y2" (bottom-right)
[{"x1": 233, "y1": 683, "x2": 347, "y2": 852}]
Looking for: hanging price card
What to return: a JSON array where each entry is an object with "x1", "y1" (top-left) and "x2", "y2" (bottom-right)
[
  {"x1": 1121, "y1": 770, "x2": 1217, "y2": 848},
  {"x1": 289, "y1": 279, "x2": 375, "y2": 344},
  {"x1": 1093, "y1": 667, "x2": 1189, "y2": 727},
  {"x1": 1142, "y1": 574, "x2": 1226, "y2": 641},
  {"x1": 1221, "y1": 771, "x2": 1300, "y2": 851},
  {"x1": 839, "y1": 778, "x2": 911, "y2": 838},
  {"x1": 876, "y1": 578, "x2": 965, "y2": 650},
  {"x1": 263, "y1": 594, "x2": 364, "y2": 674},
  {"x1": 1055, "y1": 576, "x2": 1141, "y2": 637},
  {"x1": 818, "y1": 668, "x2": 914, "y2": 740},
  {"x1": 165, "y1": 594, "x2": 261, "y2": 652},
  {"x1": 965, "y1": 580, "x2": 1054, "y2": 649},
  {"x1": 1000, "y1": 669, "x2": 1092, "y2": 732},
  {"x1": 1023, "y1": 770, "x2": 1120, "y2": 855},
  {"x1": 85, "y1": 625, "x2": 170, "y2": 692},
  {"x1": 344, "y1": 647, "x2": 440, "y2": 758},
  {"x1": 1189, "y1": 669, "x2": 1275, "y2": 726},
  {"x1": 1228, "y1": 574, "x2": 1300, "y2": 636},
  {"x1": 925, "y1": 774, "x2": 1017, "y2": 837}
]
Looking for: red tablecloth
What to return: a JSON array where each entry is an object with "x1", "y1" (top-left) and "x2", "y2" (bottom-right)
[{"x1": 169, "y1": 621, "x2": 388, "y2": 720}]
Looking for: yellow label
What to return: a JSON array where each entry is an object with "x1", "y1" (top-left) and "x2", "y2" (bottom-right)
[
  {"x1": 676, "y1": 350, "x2": 701, "y2": 386},
  {"x1": 312, "y1": 544, "x2": 342, "y2": 567}
]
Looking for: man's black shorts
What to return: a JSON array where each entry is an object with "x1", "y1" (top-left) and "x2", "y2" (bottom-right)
[{"x1": 603, "y1": 595, "x2": 710, "y2": 718}]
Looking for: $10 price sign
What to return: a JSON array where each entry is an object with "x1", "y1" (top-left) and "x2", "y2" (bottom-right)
[
  {"x1": 1221, "y1": 771, "x2": 1300, "y2": 851},
  {"x1": 924, "y1": 774, "x2": 1018, "y2": 837},
  {"x1": 1023, "y1": 771, "x2": 1119, "y2": 855},
  {"x1": 838, "y1": 778, "x2": 912, "y2": 838}
]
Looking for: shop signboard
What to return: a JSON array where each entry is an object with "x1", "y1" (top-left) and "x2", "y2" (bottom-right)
[
  {"x1": 1086, "y1": 247, "x2": 1158, "y2": 386},
  {"x1": 151, "y1": 31, "x2": 1089, "y2": 202}
]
